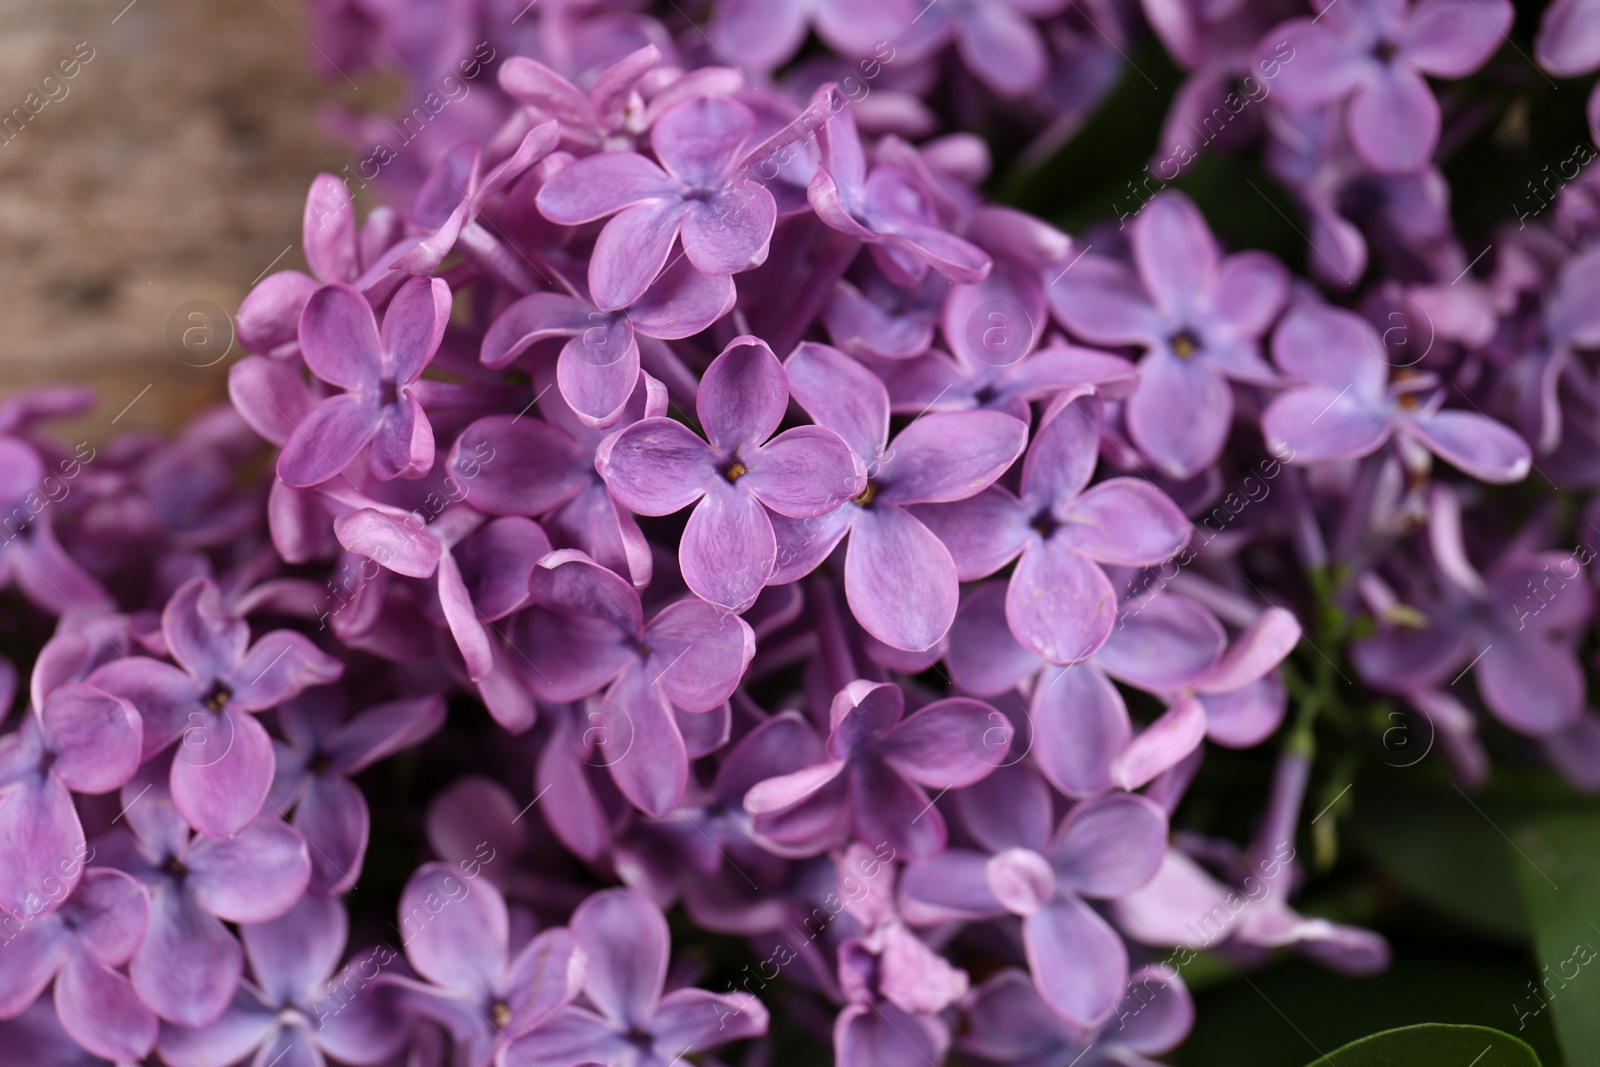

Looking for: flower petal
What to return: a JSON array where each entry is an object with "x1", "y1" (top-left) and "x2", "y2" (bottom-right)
[
  {"x1": 1262, "y1": 386, "x2": 1392, "y2": 463},
  {"x1": 1063, "y1": 479, "x2": 1189, "y2": 566},
  {"x1": 1097, "y1": 594, "x2": 1225, "y2": 692},
  {"x1": 1046, "y1": 254, "x2": 1164, "y2": 346},
  {"x1": 1126, "y1": 350, "x2": 1231, "y2": 478},
  {"x1": 536, "y1": 152, "x2": 675, "y2": 224},
  {"x1": 877, "y1": 410, "x2": 1027, "y2": 505},
  {"x1": 743, "y1": 426, "x2": 864, "y2": 518},
  {"x1": 1031, "y1": 663, "x2": 1131, "y2": 798},
  {"x1": 602, "y1": 417, "x2": 717, "y2": 516},
  {"x1": 852, "y1": 756, "x2": 947, "y2": 862},
  {"x1": 878, "y1": 697, "x2": 1009, "y2": 789},
  {"x1": 1052, "y1": 793, "x2": 1168, "y2": 897},
  {"x1": 1402, "y1": 0, "x2": 1511, "y2": 76},
  {"x1": 452, "y1": 416, "x2": 590, "y2": 516},
  {"x1": 785, "y1": 342, "x2": 890, "y2": 463},
  {"x1": 590, "y1": 200, "x2": 690, "y2": 311},
  {"x1": 130, "y1": 884, "x2": 242, "y2": 1027},
  {"x1": 600, "y1": 665, "x2": 689, "y2": 816},
  {"x1": 682, "y1": 187, "x2": 777, "y2": 275},
  {"x1": 276, "y1": 394, "x2": 379, "y2": 489},
  {"x1": 170, "y1": 709, "x2": 275, "y2": 839},
  {"x1": 293, "y1": 774, "x2": 369, "y2": 896},
  {"x1": 570, "y1": 887, "x2": 668, "y2": 1028},
  {"x1": 185, "y1": 815, "x2": 310, "y2": 924},
  {"x1": 559, "y1": 328, "x2": 642, "y2": 428},
  {"x1": 55, "y1": 949, "x2": 157, "y2": 1061},
  {"x1": 1476, "y1": 631, "x2": 1584, "y2": 736},
  {"x1": 1110, "y1": 696, "x2": 1209, "y2": 791},
  {"x1": 1405, "y1": 410, "x2": 1531, "y2": 483},
  {"x1": 679, "y1": 483, "x2": 775, "y2": 612},
  {"x1": 397, "y1": 861, "x2": 507, "y2": 1005},
  {"x1": 1347, "y1": 64, "x2": 1440, "y2": 174},
  {"x1": 241, "y1": 893, "x2": 346, "y2": 1008},
  {"x1": 1007, "y1": 539, "x2": 1116, "y2": 665},
  {"x1": 39, "y1": 684, "x2": 141, "y2": 795},
  {"x1": 1131, "y1": 192, "x2": 1218, "y2": 321},
  {"x1": 370, "y1": 391, "x2": 434, "y2": 481},
  {"x1": 845, "y1": 505, "x2": 959, "y2": 652},
  {"x1": 1023, "y1": 896, "x2": 1127, "y2": 1028},
  {"x1": 231, "y1": 632, "x2": 343, "y2": 711},
  {"x1": 644, "y1": 598, "x2": 755, "y2": 712},
  {"x1": 502, "y1": 926, "x2": 586, "y2": 1037},
  {"x1": 380, "y1": 277, "x2": 451, "y2": 384},
  {"x1": 299, "y1": 284, "x2": 383, "y2": 391},
  {"x1": 697, "y1": 336, "x2": 788, "y2": 452}
]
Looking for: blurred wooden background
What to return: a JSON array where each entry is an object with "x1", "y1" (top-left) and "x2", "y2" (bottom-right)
[{"x1": 0, "y1": 0, "x2": 357, "y2": 436}]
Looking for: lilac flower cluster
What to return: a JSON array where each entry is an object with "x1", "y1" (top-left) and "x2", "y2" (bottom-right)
[{"x1": 4, "y1": 0, "x2": 1600, "y2": 1062}]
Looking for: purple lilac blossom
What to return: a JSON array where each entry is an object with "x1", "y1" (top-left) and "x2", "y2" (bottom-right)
[
  {"x1": 4, "y1": 0, "x2": 1577, "y2": 1058},
  {"x1": 1256, "y1": 0, "x2": 1513, "y2": 174},
  {"x1": 602, "y1": 335, "x2": 865, "y2": 611},
  {"x1": 1048, "y1": 191, "x2": 1288, "y2": 478}
]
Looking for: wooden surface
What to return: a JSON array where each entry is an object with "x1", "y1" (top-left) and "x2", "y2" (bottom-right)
[{"x1": 0, "y1": 0, "x2": 357, "y2": 436}]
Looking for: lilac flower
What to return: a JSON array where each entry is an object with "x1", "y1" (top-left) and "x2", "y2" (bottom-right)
[
  {"x1": 499, "y1": 47, "x2": 662, "y2": 151},
  {"x1": 773, "y1": 342, "x2": 1028, "y2": 651},
  {"x1": 1256, "y1": 0, "x2": 1513, "y2": 174},
  {"x1": 0, "y1": 868, "x2": 155, "y2": 1062},
  {"x1": 945, "y1": 583, "x2": 1226, "y2": 796},
  {"x1": 743, "y1": 679, "x2": 1011, "y2": 861},
  {"x1": 448, "y1": 369, "x2": 663, "y2": 587},
  {"x1": 95, "y1": 777, "x2": 310, "y2": 1026},
  {"x1": 0, "y1": 997, "x2": 113, "y2": 1066},
  {"x1": 383, "y1": 863, "x2": 584, "y2": 1067},
  {"x1": 536, "y1": 96, "x2": 778, "y2": 310},
  {"x1": 158, "y1": 895, "x2": 408, "y2": 1067},
  {"x1": 897, "y1": 0, "x2": 1071, "y2": 98},
  {"x1": 480, "y1": 262, "x2": 732, "y2": 427},
  {"x1": 0, "y1": 432, "x2": 114, "y2": 619},
  {"x1": 835, "y1": 910, "x2": 965, "y2": 1067},
  {"x1": 1353, "y1": 487, "x2": 1592, "y2": 737},
  {"x1": 278, "y1": 277, "x2": 453, "y2": 488},
  {"x1": 882, "y1": 339, "x2": 1138, "y2": 423},
  {"x1": 1114, "y1": 844, "x2": 1390, "y2": 975},
  {"x1": 1536, "y1": 0, "x2": 1600, "y2": 140},
  {"x1": 898, "y1": 765, "x2": 1168, "y2": 1027},
  {"x1": 601, "y1": 336, "x2": 864, "y2": 612},
  {"x1": 502, "y1": 887, "x2": 769, "y2": 1067},
  {"x1": 809, "y1": 103, "x2": 992, "y2": 286},
  {"x1": 608, "y1": 709, "x2": 823, "y2": 931},
  {"x1": 824, "y1": 264, "x2": 945, "y2": 361},
  {"x1": 332, "y1": 504, "x2": 550, "y2": 732},
  {"x1": 1048, "y1": 191, "x2": 1288, "y2": 477},
  {"x1": 0, "y1": 684, "x2": 140, "y2": 918},
  {"x1": 500, "y1": 46, "x2": 743, "y2": 153},
  {"x1": 1109, "y1": 606, "x2": 1301, "y2": 791},
  {"x1": 86, "y1": 577, "x2": 342, "y2": 838},
  {"x1": 270, "y1": 691, "x2": 445, "y2": 895},
  {"x1": 961, "y1": 965, "x2": 1193, "y2": 1067},
  {"x1": 709, "y1": 0, "x2": 911, "y2": 73},
  {"x1": 920, "y1": 390, "x2": 1190, "y2": 664},
  {"x1": 1491, "y1": 244, "x2": 1600, "y2": 456},
  {"x1": 235, "y1": 174, "x2": 407, "y2": 358},
  {"x1": 1262, "y1": 304, "x2": 1531, "y2": 483},
  {"x1": 394, "y1": 123, "x2": 561, "y2": 286},
  {"x1": 520, "y1": 551, "x2": 755, "y2": 815}
]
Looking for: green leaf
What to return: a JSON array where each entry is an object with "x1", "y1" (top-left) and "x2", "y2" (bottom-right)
[
  {"x1": 1304, "y1": 1023, "x2": 1541, "y2": 1066},
  {"x1": 1175, "y1": 952, "x2": 1563, "y2": 1066},
  {"x1": 1348, "y1": 776, "x2": 1528, "y2": 940},
  {"x1": 1512, "y1": 813, "x2": 1600, "y2": 1067}
]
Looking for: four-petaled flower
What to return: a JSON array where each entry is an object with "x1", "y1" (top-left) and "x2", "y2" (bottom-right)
[{"x1": 602, "y1": 336, "x2": 865, "y2": 612}]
